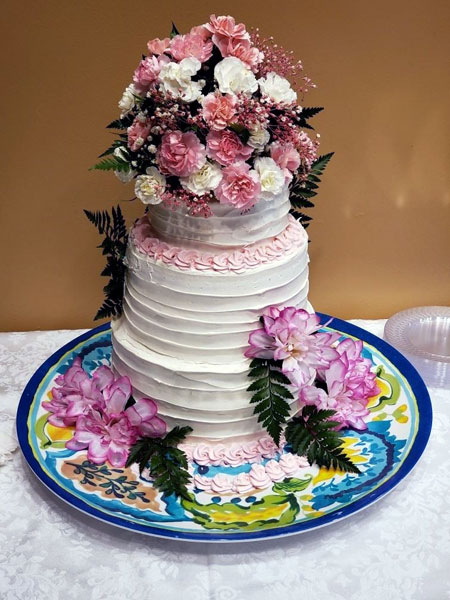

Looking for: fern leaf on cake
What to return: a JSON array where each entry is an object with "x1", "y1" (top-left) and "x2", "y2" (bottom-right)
[
  {"x1": 247, "y1": 358, "x2": 293, "y2": 447},
  {"x1": 98, "y1": 140, "x2": 129, "y2": 158},
  {"x1": 84, "y1": 205, "x2": 128, "y2": 321},
  {"x1": 296, "y1": 106, "x2": 324, "y2": 130},
  {"x1": 289, "y1": 152, "x2": 334, "y2": 228},
  {"x1": 89, "y1": 156, "x2": 130, "y2": 172},
  {"x1": 126, "y1": 426, "x2": 193, "y2": 500},
  {"x1": 285, "y1": 405, "x2": 361, "y2": 474},
  {"x1": 105, "y1": 115, "x2": 135, "y2": 130}
]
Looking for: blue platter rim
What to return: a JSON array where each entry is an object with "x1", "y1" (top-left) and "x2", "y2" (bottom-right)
[{"x1": 16, "y1": 314, "x2": 433, "y2": 543}]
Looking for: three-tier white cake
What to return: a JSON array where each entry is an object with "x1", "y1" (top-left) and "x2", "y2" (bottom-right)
[{"x1": 111, "y1": 190, "x2": 312, "y2": 442}]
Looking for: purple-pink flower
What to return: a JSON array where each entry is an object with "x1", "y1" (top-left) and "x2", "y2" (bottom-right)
[
  {"x1": 300, "y1": 358, "x2": 371, "y2": 430},
  {"x1": 66, "y1": 378, "x2": 165, "y2": 467},
  {"x1": 331, "y1": 338, "x2": 380, "y2": 400},
  {"x1": 45, "y1": 359, "x2": 166, "y2": 468},
  {"x1": 246, "y1": 307, "x2": 340, "y2": 387},
  {"x1": 43, "y1": 357, "x2": 111, "y2": 427},
  {"x1": 245, "y1": 306, "x2": 380, "y2": 431}
]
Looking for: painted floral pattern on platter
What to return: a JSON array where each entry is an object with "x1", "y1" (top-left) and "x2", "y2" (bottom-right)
[{"x1": 28, "y1": 327, "x2": 415, "y2": 535}]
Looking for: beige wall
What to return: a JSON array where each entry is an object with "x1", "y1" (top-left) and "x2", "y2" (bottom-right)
[{"x1": 1, "y1": 0, "x2": 449, "y2": 331}]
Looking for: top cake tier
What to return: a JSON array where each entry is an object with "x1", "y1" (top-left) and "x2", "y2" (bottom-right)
[{"x1": 148, "y1": 190, "x2": 291, "y2": 248}]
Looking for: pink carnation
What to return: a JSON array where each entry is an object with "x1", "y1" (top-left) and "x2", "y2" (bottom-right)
[
  {"x1": 202, "y1": 93, "x2": 236, "y2": 131},
  {"x1": 205, "y1": 15, "x2": 250, "y2": 46},
  {"x1": 127, "y1": 117, "x2": 152, "y2": 151},
  {"x1": 215, "y1": 161, "x2": 260, "y2": 210},
  {"x1": 206, "y1": 129, "x2": 253, "y2": 166},
  {"x1": 147, "y1": 37, "x2": 170, "y2": 55},
  {"x1": 270, "y1": 142, "x2": 301, "y2": 180},
  {"x1": 190, "y1": 25, "x2": 211, "y2": 41},
  {"x1": 169, "y1": 32, "x2": 213, "y2": 63},
  {"x1": 133, "y1": 54, "x2": 169, "y2": 93},
  {"x1": 158, "y1": 130, "x2": 206, "y2": 177},
  {"x1": 215, "y1": 37, "x2": 263, "y2": 70}
]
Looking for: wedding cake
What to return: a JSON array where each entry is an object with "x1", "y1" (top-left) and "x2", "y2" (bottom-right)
[
  {"x1": 80, "y1": 13, "x2": 383, "y2": 489},
  {"x1": 89, "y1": 13, "x2": 330, "y2": 446},
  {"x1": 33, "y1": 12, "x2": 382, "y2": 500}
]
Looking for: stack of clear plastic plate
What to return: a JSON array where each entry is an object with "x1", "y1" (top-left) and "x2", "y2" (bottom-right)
[{"x1": 384, "y1": 306, "x2": 450, "y2": 389}]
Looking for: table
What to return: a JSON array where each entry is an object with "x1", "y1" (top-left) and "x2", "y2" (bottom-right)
[{"x1": 0, "y1": 321, "x2": 449, "y2": 600}]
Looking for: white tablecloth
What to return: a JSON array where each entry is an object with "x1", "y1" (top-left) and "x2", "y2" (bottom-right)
[{"x1": 0, "y1": 321, "x2": 449, "y2": 600}]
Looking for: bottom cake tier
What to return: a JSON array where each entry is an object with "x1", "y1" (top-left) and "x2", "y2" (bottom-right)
[{"x1": 111, "y1": 301, "x2": 313, "y2": 443}]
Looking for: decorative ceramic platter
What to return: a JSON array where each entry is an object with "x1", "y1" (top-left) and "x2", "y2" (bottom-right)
[{"x1": 17, "y1": 315, "x2": 432, "y2": 542}]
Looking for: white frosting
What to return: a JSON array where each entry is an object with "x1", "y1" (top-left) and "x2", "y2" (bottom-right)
[
  {"x1": 111, "y1": 196, "x2": 313, "y2": 441},
  {"x1": 149, "y1": 191, "x2": 290, "y2": 247}
]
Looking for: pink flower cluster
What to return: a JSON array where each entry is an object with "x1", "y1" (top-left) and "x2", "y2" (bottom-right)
[
  {"x1": 43, "y1": 358, "x2": 166, "y2": 467},
  {"x1": 107, "y1": 14, "x2": 324, "y2": 215},
  {"x1": 301, "y1": 338, "x2": 380, "y2": 429},
  {"x1": 246, "y1": 308, "x2": 380, "y2": 430}
]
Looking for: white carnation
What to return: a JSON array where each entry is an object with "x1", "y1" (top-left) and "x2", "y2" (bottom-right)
[
  {"x1": 159, "y1": 58, "x2": 203, "y2": 103},
  {"x1": 258, "y1": 72, "x2": 297, "y2": 105},
  {"x1": 180, "y1": 161, "x2": 223, "y2": 196},
  {"x1": 134, "y1": 167, "x2": 166, "y2": 204},
  {"x1": 247, "y1": 125, "x2": 270, "y2": 152},
  {"x1": 254, "y1": 157, "x2": 286, "y2": 200},
  {"x1": 214, "y1": 57, "x2": 258, "y2": 96},
  {"x1": 118, "y1": 84, "x2": 138, "y2": 117},
  {"x1": 114, "y1": 168, "x2": 136, "y2": 183}
]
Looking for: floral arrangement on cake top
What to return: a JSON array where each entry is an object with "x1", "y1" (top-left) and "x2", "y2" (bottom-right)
[{"x1": 91, "y1": 14, "x2": 333, "y2": 223}]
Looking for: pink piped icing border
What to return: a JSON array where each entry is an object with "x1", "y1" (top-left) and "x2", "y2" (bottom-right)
[
  {"x1": 131, "y1": 215, "x2": 306, "y2": 273},
  {"x1": 178, "y1": 435, "x2": 310, "y2": 494},
  {"x1": 190, "y1": 454, "x2": 310, "y2": 494},
  {"x1": 179, "y1": 434, "x2": 286, "y2": 467}
]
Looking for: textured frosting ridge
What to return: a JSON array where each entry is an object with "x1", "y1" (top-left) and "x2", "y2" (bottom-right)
[{"x1": 149, "y1": 190, "x2": 290, "y2": 247}]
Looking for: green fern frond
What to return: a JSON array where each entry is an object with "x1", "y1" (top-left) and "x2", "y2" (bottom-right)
[
  {"x1": 289, "y1": 152, "x2": 334, "y2": 227},
  {"x1": 89, "y1": 156, "x2": 130, "y2": 172},
  {"x1": 125, "y1": 426, "x2": 193, "y2": 500},
  {"x1": 247, "y1": 358, "x2": 293, "y2": 446},
  {"x1": 84, "y1": 206, "x2": 128, "y2": 320},
  {"x1": 285, "y1": 405, "x2": 360, "y2": 474}
]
